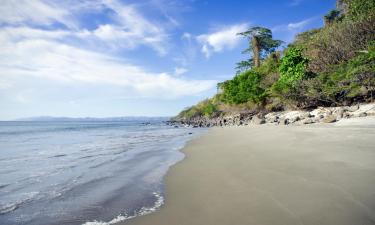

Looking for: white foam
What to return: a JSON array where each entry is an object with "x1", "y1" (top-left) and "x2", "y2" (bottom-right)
[
  {"x1": 0, "y1": 191, "x2": 39, "y2": 215},
  {"x1": 0, "y1": 203, "x2": 19, "y2": 214},
  {"x1": 82, "y1": 192, "x2": 164, "y2": 225}
]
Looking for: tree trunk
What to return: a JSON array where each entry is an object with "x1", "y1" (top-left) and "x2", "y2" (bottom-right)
[
  {"x1": 336, "y1": 0, "x2": 348, "y2": 14},
  {"x1": 252, "y1": 36, "x2": 260, "y2": 67}
]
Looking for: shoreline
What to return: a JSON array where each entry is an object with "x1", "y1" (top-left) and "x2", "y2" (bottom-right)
[
  {"x1": 170, "y1": 103, "x2": 375, "y2": 128},
  {"x1": 122, "y1": 117, "x2": 375, "y2": 225}
]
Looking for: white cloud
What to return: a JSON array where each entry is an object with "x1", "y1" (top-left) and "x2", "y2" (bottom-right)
[
  {"x1": 0, "y1": 26, "x2": 71, "y2": 41},
  {"x1": 0, "y1": 0, "x2": 169, "y2": 54},
  {"x1": 272, "y1": 17, "x2": 316, "y2": 43},
  {"x1": 0, "y1": 0, "x2": 216, "y2": 117},
  {"x1": 0, "y1": 32, "x2": 216, "y2": 99},
  {"x1": 287, "y1": 18, "x2": 312, "y2": 30},
  {"x1": 174, "y1": 67, "x2": 188, "y2": 76},
  {"x1": 182, "y1": 32, "x2": 192, "y2": 41},
  {"x1": 96, "y1": 1, "x2": 169, "y2": 55},
  {"x1": 0, "y1": 0, "x2": 75, "y2": 28},
  {"x1": 273, "y1": 18, "x2": 313, "y2": 33},
  {"x1": 197, "y1": 23, "x2": 248, "y2": 58}
]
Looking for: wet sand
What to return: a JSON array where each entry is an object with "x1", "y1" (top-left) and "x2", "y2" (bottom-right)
[{"x1": 123, "y1": 121, "x2": 375, "y2": 225}]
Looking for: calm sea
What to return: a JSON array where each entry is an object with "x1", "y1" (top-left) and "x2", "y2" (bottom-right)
[{"x1": 0, "y1": 120, "x2": 202, "y2": 225}]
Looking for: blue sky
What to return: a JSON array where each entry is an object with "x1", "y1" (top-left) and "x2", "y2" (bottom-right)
[{"x1": 0, "y1": 0, "x2": 335, "y2": 120}]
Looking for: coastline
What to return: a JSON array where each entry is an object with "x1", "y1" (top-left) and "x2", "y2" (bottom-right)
[
  {"x1": 171, "y1": 103, "x2": 375, "y2": 127},
  {"x1": 122, "y1": 117, "x2": 375, "y2": 225}
]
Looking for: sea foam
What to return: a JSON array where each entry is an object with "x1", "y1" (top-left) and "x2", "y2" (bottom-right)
[{"x1": 82, "y1": 192, "x2": 164, "y2": 225}]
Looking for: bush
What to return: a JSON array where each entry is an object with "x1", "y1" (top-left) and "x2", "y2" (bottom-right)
[
  {"x1": 293, "y1": 29, "x2": 321, "y2": 47},
  {"x1": 305, "y1": 14, "x2": 375, "y2": 73},
  {"x1": 286, "y1": 41, "x2": 375, "y2": 107},
  {"x1": 316, "y1": 41, "x2": 375, "y2": 104},
  {"x1": 202, "y1": 102, "x2": 218, "y2": 117},
  {"x1": 342, "y1": 0, "x2": 375, "y2": 20},
  {"x1": 221, "y1": 70, "x2": 267, "y2": 105},
  {"x1": 177, "y1": 98, "x2": 219, "y2": 119},
  {"x1": 255, "y1": 52, "x2": 281, "y2": 75},
  {"x1": 272, "y1": 47, "x2": 311, "y2": 97}
]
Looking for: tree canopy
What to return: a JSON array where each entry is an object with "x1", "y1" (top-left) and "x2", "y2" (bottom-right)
[{"x1": 237, "y1": 27, "x2": 283, "y2": 69}]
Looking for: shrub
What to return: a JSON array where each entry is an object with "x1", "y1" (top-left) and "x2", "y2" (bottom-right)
[
  {"x1": 342, "y1": 0, "x2": 375, "y2": 20},
  {"x1": 255, "y1": 52, "x2": 281, "y2": 75},
  {"x1": 293, "y1": 29, "x2": 321, "y2": 47},
  {"x1": 272, "y1": 47, "x2": 310, "y2": 94},
  {"x1": 305, "y1": 14, "x2": 375, "y2": 73},
  {"x1": 177, "y1": 98, "x2": 220, "y2": 119},
  {"x1": 316, "y1": 41, "x2": 375, "y2": 104},
  {"x1": 221, "y1": 70, "x2": 267, "y2": 105},
  {"x1": 201, "y1": 102, "x2": 218, "y2": 118}
]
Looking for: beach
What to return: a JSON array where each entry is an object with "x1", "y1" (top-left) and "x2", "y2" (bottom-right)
[{"x1": 124, "y1": 119, "x2": 375, "y2": 225}]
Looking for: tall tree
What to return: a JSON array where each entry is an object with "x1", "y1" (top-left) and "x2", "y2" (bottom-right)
[{"x1": 237, "y1": 27, "x2": 282, "y2": 68}]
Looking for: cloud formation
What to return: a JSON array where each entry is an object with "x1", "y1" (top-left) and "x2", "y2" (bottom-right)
[
  {"x1": 197, "y1": 23, "x2": 248, "y2": 58},
  {"x1": 0, "y1": 0, "x2": 216, "y2": 104},
  {"x1": 272, "y1": 17, "x2": 316, "y2": 42},
  {"x1": 287, "y1": 18, "x2": 313, "y2": 30},
  {"x1": 0, "y1": 0, "x2": 72, "y2": 26}
]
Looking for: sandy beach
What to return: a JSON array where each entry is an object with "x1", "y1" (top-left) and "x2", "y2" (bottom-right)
[{"x1": 123, "y1": 120, "x2": 375, "y2": 225}]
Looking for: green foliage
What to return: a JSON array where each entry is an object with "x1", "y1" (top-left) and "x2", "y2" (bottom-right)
[
  {"x1": 176, "y1": 1, "x2": 375, "y2": 119},
  {"x1": 237, "y1": 27, "x2": 283, "y2": 68},
  {"x1": 293, "y1": 29, "x2": 321, "y2": 47},
  {"x1": 324, "y1": 9, "x2": 342, "y2": 25},
  {"x1": 272, "y1": 47, "x2": 310, "y2": 94},
  {"x1": 202, "y1": 102, "x2": 217, "y2": 117},
  {"x1": 235, "y1": 59, "x2": 252, "y2": 74},
  {"x1": 315, "y1": 41, "x2": 375, "y2": 103},
  {"x1": 254, "y1": 52, "x2": 281, "y2": 75},
  {"x1": 343, "y1": 0, "x2": 375, "y2": 20},
  {"x1": 238, "y1": 27, "x2": 283, "y2": 55},
  {"x1": 177, "y1": 98, "x2": 219, "y2": 119},
  {"x1": 221, "y1": 70, "x2": 267, "y2": 105},
  {"x1": 305, "y1": 14, "x2": 375, "y2": 73}
]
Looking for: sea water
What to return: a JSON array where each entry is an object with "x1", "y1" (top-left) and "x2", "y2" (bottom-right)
[{"x1": 0, "y1": 120, "x2": 201, "y2": 225}]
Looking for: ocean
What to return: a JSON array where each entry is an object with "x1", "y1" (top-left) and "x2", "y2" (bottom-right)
[{"x1": 0, "y1": 120, "x2": 202, "y2": 225}]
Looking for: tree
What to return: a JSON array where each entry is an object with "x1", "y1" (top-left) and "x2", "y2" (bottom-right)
[
  {"x1": 324, "y1": 9, "x2": 342, "y2": 26},
  {"x1": 235, "y1": 59, "x2": 252, "y2": 74},
  {"x1": 237, "y1": 27, "x2": 283, "y2": 68}
]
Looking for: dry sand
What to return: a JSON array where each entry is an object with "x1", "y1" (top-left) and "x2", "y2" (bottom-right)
[{"x1": 123, "y1": 120, "x2": 375, "y2": 225}]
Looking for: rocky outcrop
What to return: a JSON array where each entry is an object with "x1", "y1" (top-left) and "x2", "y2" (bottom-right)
[{"x1": 169, "y1": 103, "x2": 375, "y2": 128}]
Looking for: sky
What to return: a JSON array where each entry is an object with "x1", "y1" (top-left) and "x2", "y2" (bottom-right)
[{"x1": 0, "y1": 0, "x2": 336, "y2": 120}]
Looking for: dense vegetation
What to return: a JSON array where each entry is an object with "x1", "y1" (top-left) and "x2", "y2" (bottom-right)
[{"x1": 177, "y1": 0, "x2": 375, "y2": 120}]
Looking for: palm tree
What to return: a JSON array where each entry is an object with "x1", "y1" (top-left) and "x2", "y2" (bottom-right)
[{"x1": 237, "y1": 27, "x2": 282, "y2": 68}]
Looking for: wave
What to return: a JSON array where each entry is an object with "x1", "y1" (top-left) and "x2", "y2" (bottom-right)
[
  {"x1": 0, "y1": 121, "x2": 161, "y2": 136},
  {"x1": 82, "y1": 192, "x2": 164, "y2": 225},
  {"x1": 48, "y1": 154, "x2": 67, "y2": 158},
  {"x1": 0, "y1": 191, "x2": 40, "y2": 215},
  {"x1": 0, "y1": 203, "x2": 20, "y2": 215}
]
